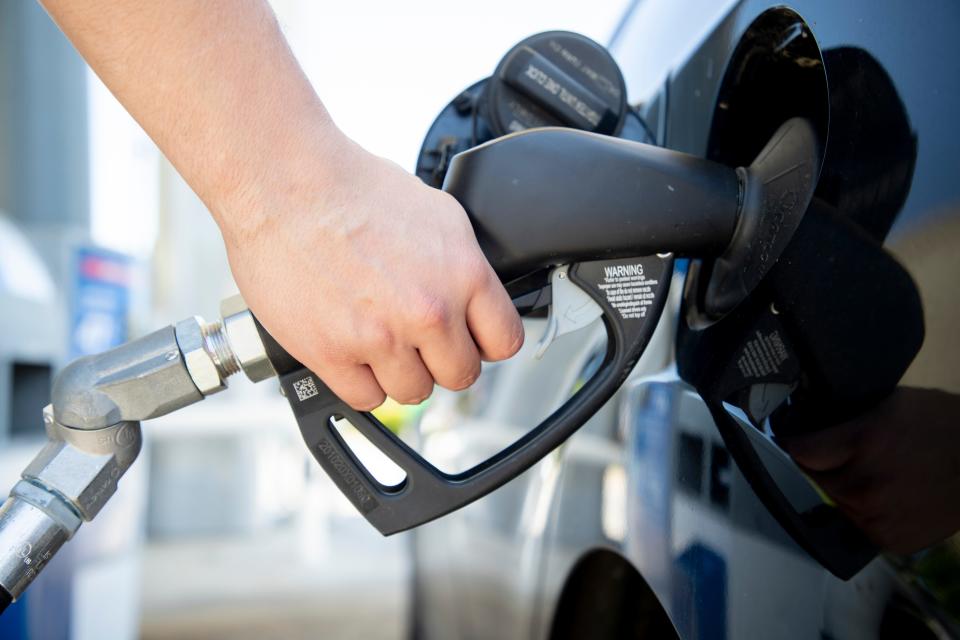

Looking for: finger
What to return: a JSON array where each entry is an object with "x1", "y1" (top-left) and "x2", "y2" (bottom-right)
[
  {"x1": 368, "y1": 347, "x2": 435, "y2": 405},
  {"x1": 417, "y1": 320, "x2": 482, "y2": 391},
  {"x1": 778, "y1": 419, "x2": 867, "y2": 472},
  {"x1": 466, "y1": 267, "x2": 524, "y2": 362},
  {"x1": 316, "y1": 362, "x2": 386, "y2": 411}
]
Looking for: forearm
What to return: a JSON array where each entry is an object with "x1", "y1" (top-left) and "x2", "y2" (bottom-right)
[{"x1": 39, "y1": 0, "x2": 340, "y2": 242}]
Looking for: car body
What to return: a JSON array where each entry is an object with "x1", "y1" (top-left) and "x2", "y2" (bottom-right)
[{"x1": 409, "y1": 1, "x2": 960, "y2": 638}]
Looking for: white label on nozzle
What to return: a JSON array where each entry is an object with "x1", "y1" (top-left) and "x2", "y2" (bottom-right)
[
  {"x1": 292, "y1": 376, "x2": 320, "y2": 402},
  {"x1": 598, "y1": 264, "x2": 659, "y2": 320}
]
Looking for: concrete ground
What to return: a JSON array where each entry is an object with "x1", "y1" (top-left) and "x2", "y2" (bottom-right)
[{"x1": 139, "y1": 516, "x2": 409, "y2": 640}]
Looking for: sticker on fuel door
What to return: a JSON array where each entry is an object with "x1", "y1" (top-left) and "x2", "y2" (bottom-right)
[
  {"x1": 597, "y1": 261, "x2": 661, "y2": 320},
  {"x1": 736, "y1": 330, "x2": 791, "y2": 379}
]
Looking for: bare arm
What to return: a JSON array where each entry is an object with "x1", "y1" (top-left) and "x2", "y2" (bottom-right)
[
  {"x1": 40, "y1": 0, "x2": 332, "y2": 236},
  {"x1": 40, "y1": 0, "x2": 523, "y2": 408}
]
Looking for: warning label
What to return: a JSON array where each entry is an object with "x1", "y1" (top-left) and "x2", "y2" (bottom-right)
[
  {"x1": 736, "y1": 330, "x2": 790, "y2": 379},
  {"x1": 597, "y1": 263, "x2": 659, "y2": 320}
]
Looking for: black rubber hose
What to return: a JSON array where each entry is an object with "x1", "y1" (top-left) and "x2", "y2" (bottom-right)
[{"x1": 0, "y1": 585, "x2": 12, "y2": 615}]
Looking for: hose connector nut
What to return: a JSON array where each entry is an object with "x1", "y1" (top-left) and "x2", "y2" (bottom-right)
[
  {"x1": 175, "y1": 316, "x2": 230, "y2": 396},
  {"x1": 220, "y1": 295, "x2": 276, "y2": 383}
]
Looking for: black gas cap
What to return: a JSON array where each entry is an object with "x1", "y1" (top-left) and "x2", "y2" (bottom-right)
[
  {"x1": 416, "y1": 30, "x2": 648, "y2": 190},
  {"x1": 483, "y1": 31, "x2": 628, "y2": 137}
]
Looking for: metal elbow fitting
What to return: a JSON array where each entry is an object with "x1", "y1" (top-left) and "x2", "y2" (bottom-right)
[
  {"x1": 51, "y1": 326, "x2": 202, "y2": 430},
  {"x1": 0, "y1": 293, "x2": 275, "y2": 609},
  {"x1": 51, "y1": 293, "x2": 273, "y2": 430}
]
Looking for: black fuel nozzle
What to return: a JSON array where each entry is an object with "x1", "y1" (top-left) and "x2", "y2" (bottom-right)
[
  {"x1": 444, "y1": 117, "x2": 819, "y2": 313},
  {"x1": 263, "y1": 29, "x2": 822, "y2": 538},
  {"x1": 262, "y1": 116, "x2": 820, "y2": 537}
]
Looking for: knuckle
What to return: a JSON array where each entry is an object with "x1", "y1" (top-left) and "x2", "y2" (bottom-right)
[
  {"x1": 395, "y1": 384, "x2": 433, "y2": 405},
  {"x1": 352, "y1": 391, "x2": 386, "y2": 412},
  {"x1": 361, "y1": 320, "x2": 395, "y2": 353},
  {"x1": 487, "y1": 321, "x2": 525, "y2": 361},
  {"x1": 412, "y1": 294, "x2": 450, "y2": 331},
  {"x1": 463, "y1": 253, "x2": 492, "y2": 286},
  {"x1": 447, "y1": 362, "x2": 481, "y2": 392}
]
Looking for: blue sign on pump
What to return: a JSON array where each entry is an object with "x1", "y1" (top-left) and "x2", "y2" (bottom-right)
[{"x1": 69, "y1": 246, "x2": 131, "y2": 359}]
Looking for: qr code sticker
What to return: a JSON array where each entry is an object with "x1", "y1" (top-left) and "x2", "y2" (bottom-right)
[{"x1": 292, "y1": 376, "x2": 319, "y2": 402}]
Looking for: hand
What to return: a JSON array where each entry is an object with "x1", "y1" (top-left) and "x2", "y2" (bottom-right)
[
  {"x1": 781, "y1": 387, "x2": 960, "y2": 555},
  {"x1": 36, "y1": 0, "x2": 523, "y2": 410},
  {"x1": 219, "y1": 132, "x2": 524, "y2": 410}
]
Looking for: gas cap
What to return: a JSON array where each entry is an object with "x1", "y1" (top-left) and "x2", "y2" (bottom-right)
[
  {"x1": 483, "y1": 31, "x2": 628, "y2": 137},
  {"x1": 416, "y1": 31, "x2": 651, "y2": 189}
]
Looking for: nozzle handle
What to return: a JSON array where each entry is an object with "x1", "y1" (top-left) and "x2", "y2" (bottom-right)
[
  {"x1": 259, "y1": 254, "x2": 673, "y2": 535},
  {"x1": 443, "y1": 127, "x2": 741, "y2": 281}
]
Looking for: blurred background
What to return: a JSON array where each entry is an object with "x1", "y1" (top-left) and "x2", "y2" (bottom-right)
[{"x1": 0, "y1": 1, "x2": 628, "y2": 638}]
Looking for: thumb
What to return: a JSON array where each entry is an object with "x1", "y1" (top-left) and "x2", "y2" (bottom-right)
[{"x1": 465, "y1": 265, "x2": 524, "y2": 362}]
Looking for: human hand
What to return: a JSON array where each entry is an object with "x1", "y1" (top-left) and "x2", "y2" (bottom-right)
[
  {"x1": 38, "y1": 0, "x2": 523, "y2": 411},
  {"x1": 218, "y1": 131, "x2": 524, "y2": 410},
  {"x1": 781, "y1": 387, "x2": 960, "y2": 555}
]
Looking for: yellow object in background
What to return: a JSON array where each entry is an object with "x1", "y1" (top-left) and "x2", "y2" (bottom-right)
[{"x1": 372, "y1": 397, "x2": 429, "y2": 435}]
